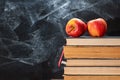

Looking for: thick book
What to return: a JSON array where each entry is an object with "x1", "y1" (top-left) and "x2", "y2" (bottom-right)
[
  {"x1": 64, "y1": 46, "x2": 120, "y2": 59},
  {"x1": 66, "y1": 59, "x2": 120, "y2": 66},
  {"x1": 64, "y1": 67, "x2": 120, "y2": 75},
  {"x1": 64, "y1": 75, "x2": 120, "y2": 80},
  {"x1": 66, "y1": 37, "x2": 120, "y2": 46}
]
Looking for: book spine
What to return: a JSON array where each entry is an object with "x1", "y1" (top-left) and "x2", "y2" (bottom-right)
[{"x1": 64, "y1": 67, "x2": 120, "y2": 75}]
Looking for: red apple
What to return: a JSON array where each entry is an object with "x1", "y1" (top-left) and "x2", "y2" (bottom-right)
[
  {"x1": 65, "y1": 18, "x2": 87, "y2": 37},
  {"x1": 87, "y1": 18, "x2": 107, "y2": 37}
]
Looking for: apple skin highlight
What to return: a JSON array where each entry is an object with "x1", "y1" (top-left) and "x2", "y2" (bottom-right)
[{"x1": 87, "y1": 18, "x2": 107, "y2": 37}]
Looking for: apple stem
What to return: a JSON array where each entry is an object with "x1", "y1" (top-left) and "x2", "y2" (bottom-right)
[{"x1": 68, "y1": 26, "x2": 75, "y2": 33}]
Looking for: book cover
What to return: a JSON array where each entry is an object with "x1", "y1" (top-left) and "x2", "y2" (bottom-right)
[
  {"x1": 64, "y1": 75, "x2": 120, "y2": 80},
  {"x1": 66, "y1": 59, "x2": 120, "y2": 66},
  {"x1": 66, "y1": 37, "x2": 120, "y2": 46}
]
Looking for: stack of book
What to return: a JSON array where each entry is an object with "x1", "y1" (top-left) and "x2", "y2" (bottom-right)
[{"x1": 63, "y1": 37, "x2": 120, "y2": 80}]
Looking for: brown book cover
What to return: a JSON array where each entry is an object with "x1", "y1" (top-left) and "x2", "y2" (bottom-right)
[
  {"x1": 64, "y1": 75, "x2": 120, "y2": 80},
  {"x1": 66, "y1": 59, "x2": 120, "y2": 66},
  {"x1": 64, "y1": 46, "x2": 120, "y2": 59},
  {"x1": 64, "y1": 67, "x2": 120, "y2": 75}
]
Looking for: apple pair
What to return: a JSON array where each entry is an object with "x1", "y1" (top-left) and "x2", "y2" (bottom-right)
[{"x1": 65, "y1": 18, "x2": 107, "y2": 37}]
